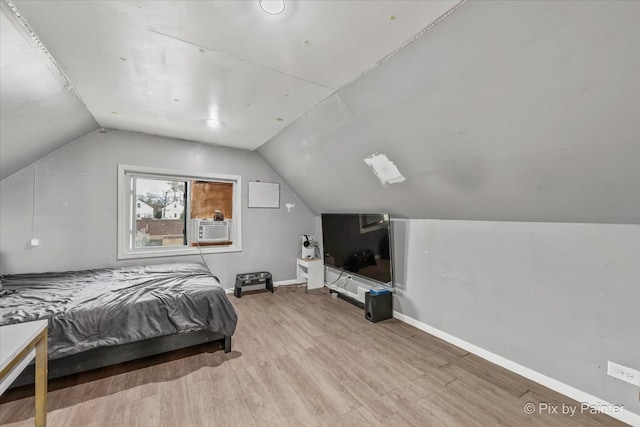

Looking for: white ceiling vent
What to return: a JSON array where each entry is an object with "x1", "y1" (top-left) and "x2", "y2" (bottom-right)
[{"x1": 364, "y1": 153, "x2": 405, "y2": 187}]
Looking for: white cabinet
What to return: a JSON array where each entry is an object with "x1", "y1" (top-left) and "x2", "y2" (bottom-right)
[{"x1": 296, "y1": 258, "x2": 324, "y2": 290}]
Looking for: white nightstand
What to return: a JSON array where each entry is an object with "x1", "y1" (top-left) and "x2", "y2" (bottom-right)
[{"x1": 296, "y1": 258, "x2": 324, "y2": 290}]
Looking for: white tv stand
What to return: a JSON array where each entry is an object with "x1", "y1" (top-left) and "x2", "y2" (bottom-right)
[{"x1": 296, "y1": 258, "x2": 324, "y2": 290}]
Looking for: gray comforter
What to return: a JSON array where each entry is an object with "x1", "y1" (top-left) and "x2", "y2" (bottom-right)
[{"x1": 0, "y1": 263, "x2": 237, "y2": 359}]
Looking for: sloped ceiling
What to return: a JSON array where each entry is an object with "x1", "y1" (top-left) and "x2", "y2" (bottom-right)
[
  {"x1": 5, "y1": 0, "x2": 456, "y2": 157},
  {"x1": 258, "y1": 1, "x2": 640, "y2": 224},
  {"x1": 2, "y1": 1, "x2": 638, "y2": 224},
  {"x1": 0, "y1": 3, "x2": 98, "y2": 179}
]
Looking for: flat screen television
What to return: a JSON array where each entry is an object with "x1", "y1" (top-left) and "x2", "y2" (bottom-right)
[{"x1": 321, "y1": 213, "x2": 393, "y2": 287}]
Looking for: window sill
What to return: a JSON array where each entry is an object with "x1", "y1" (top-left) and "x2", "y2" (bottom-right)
[{"x1": 117, "y1": 245, "x2": 242, "y2": 260}]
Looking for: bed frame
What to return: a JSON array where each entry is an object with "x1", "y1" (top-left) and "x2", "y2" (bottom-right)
[{"x1": 11, "y1": 330, "x2": 231, "y2": 388}]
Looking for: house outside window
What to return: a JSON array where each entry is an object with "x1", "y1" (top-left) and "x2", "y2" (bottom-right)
[
  {"x1": 118, "y1": 165, "x2": 242, "y2": 259},
  {"x1": 134, "y1": 178, "x2": 186, "y2": 248}
]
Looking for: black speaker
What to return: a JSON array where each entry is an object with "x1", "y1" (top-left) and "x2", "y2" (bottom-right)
[{"x1": 364, "y1": 291, "x2": 392, "y2": 323}]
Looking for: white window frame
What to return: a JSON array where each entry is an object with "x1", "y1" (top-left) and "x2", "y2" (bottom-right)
[{"x1": 117, "y1": 164, "x2": 242, "y2": 260}]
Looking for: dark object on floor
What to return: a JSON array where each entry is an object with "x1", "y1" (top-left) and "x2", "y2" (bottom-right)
[
  {"x1": 234, "y1": 271, "x2": 273, "y2": 298},
  {"x1": 365, "y1": 291, "x2": 393, "y2": 323},
  {"x1": 330, "y1": 289, "x2": 365, "y2": 309}
]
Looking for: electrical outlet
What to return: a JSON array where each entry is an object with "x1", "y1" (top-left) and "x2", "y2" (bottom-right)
[{"x1": 608, "y1": 361, "x2": 640, "y2": 386}]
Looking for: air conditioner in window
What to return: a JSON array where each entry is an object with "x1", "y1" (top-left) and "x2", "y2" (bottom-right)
[{"x1": 190, "y1": 219, "x2": 230, "y2": 243}]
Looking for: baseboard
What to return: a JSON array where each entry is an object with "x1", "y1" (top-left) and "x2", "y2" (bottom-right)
[
  {"x1": 274, "y1": 279, "x2": 298, "y2": 287},
  {"x1": 393, "y1": 311, "x2": 639, "y2": 426}
]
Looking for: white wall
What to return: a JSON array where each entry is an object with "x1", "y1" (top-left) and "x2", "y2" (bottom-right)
[
  {"x1": 0, "y1": 129, "x2": 315, "y2": 286},
  {"x1": 389, "y1": 219, "x2": 639, "y2": 416}
]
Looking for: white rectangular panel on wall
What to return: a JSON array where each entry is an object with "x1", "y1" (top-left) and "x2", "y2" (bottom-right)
[{"x1": 248, "y1": 181, "x2": 280, "y2": 208}]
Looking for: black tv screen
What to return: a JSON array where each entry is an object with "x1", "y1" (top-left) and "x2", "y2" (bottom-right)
[{"x1": 321, "y1": 213, "x2": 393, "y2": 287}]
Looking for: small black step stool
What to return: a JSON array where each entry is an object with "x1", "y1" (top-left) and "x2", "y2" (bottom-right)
[{"x1": 234, "y1": 271, "x2": 273, "y2": 298}]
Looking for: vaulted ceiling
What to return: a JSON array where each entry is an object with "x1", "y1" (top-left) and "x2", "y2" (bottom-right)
[
  {"x1": 2, "y1": 1, "x2": 638, "y2": 224},
  {"x1": 0, "y1": 2, "x2": 98, "y2": 179},
  {"x1": 259, "y1": 1, "x2": 640, "y2": 223},
  {"x1": 1, "y1": 0, "x2": 456, "y2": 179}
]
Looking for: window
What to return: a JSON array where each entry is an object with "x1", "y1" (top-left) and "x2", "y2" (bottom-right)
[
  {"x1": 134, "y1": 177, "x2": 186, "y2": 248},
  {"x1": 118, "y1": 165, "x2": 242, "y2": 259}
]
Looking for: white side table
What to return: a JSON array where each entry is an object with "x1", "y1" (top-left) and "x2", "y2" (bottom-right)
[
  {"x1": 0, "y1": 320, "x2": 48, "y2": 427},
  {"x1": 296, "y1": 258, "x2": 324, "y2": 290}
]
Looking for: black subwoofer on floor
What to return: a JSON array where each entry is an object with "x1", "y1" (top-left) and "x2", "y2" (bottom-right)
[{"x1": 364, "y1": 291, "x2": 393, "y2": 323}]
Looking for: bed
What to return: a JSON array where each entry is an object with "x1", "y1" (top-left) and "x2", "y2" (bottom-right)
[{"x1": 0, "y1": 262, "x2": 237, "y2": 385}]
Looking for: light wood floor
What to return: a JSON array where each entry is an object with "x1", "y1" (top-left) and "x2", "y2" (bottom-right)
[{"x1": 0, "y1": 286, "x2": 627, "y2": 427}]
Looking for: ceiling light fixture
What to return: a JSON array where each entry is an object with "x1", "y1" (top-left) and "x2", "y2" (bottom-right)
[
  {"x1": 258, "y1": 0, "x2": 285, "y2": 15},
  {"x1": 207, "y1": 118, "x2": 220, "y2": 128}
]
